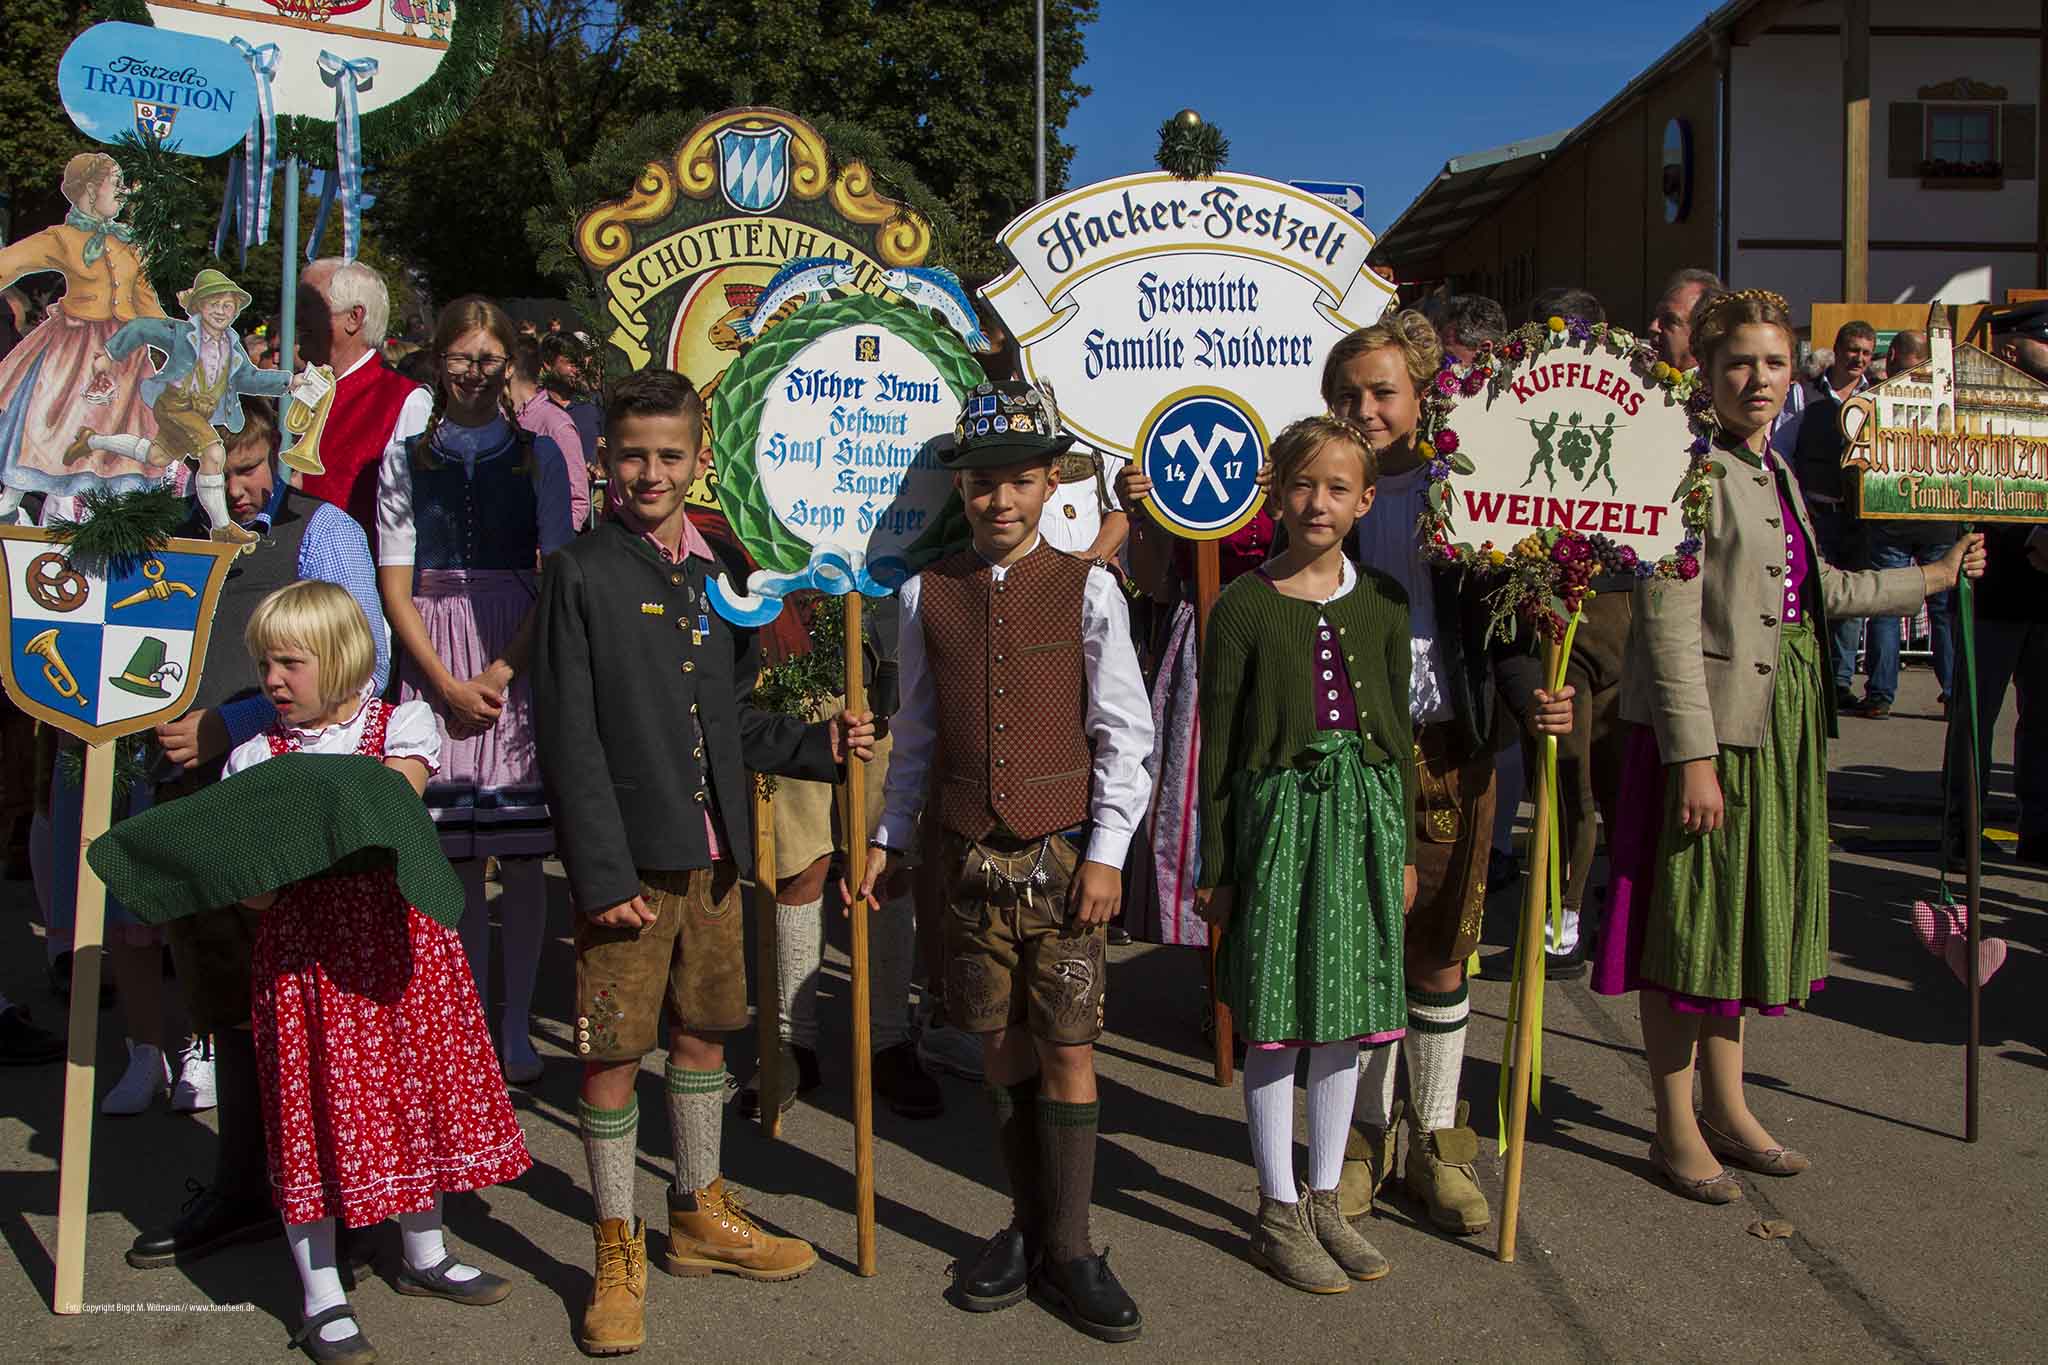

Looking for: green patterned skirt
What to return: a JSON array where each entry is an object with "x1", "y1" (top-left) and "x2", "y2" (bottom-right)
[
  {"x1": 1220, "y1": 731, "x2": 1408, "y2": 1044},
  {"x1": 1637, "y1": 622, "x2": 1831, "y2": 1010}
]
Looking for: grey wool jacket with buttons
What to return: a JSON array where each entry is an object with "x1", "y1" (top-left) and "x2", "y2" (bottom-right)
[
  {"x1": 1620, "y1": 443, "x2": 1924, "y2": 764},
  {"x1": 533, "y1": 519, "x2": 840, "y2": 914}
]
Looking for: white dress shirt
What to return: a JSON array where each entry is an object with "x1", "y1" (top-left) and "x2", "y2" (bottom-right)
[
  {"x1": 1352, "y1": 463, "x2": 1451, "y2": 723},
  {"x1": 1037, "y1": 444, "x2": 1128, "y2": 555},
  {"x1": 876, "y1": 536, "x2": 1155, "y2": 867}
]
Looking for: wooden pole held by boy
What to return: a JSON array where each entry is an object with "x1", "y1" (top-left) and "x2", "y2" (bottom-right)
[
  {"x1": 753, "y1": 780, "x2": 784, "y2": 1140},
  {"x1": 1498, "y1": 640, "x2": 1560, "y2": 1263},
  {"x1": 52, "y1": 740, "x2": 116, "y2": 1314},
  {"x1": 841, "y1": 595, "x2": 878, "y2": 1274},
  {"x1": 1195, "y1": 539, "x2": 1233, "y2": 1086},
  {"x1": 1962, "y1": 570, "x2": 1981, "y2": 1143}
]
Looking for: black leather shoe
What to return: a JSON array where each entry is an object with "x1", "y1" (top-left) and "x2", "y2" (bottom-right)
[
  {"x1": 127, "y1": 1179, "x2": 278, "y2": 1268},
  {"x1": 873, "y1": 1040, "x2": 943, "y2": 1119},
  {"x1": 1545, "y1": 940, "x2": 1588, "y2": 980},
  {"x1": 738, "y1": 1044, "x2": 821, "y2": 1120},
  {"x1": 0, "y1": 1004, "x2": 64, "y2": 1065},
  {"x1": 955, "y1": 1225, "x2": 1034, "y2": 1312},
  {"x1": 1034, "y1": 1249, "x2": 1142, "y2": 1343}
]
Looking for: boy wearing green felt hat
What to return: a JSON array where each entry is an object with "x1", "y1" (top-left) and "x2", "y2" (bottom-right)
[{"x1": 76, "y1": 268, "x2": 295, "y2": 545}]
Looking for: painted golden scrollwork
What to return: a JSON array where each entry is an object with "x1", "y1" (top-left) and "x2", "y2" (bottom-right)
[
  {"x1": 577, "y1": 162, "x2": 678, "y2": 270},
  {"x1": 830, "y1": 160, "x2": 933, "y2": 266}
]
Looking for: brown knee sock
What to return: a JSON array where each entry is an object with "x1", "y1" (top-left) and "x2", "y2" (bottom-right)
[
  {"x1": 1036, "y1": 1097, "x2": 1099, "y2": 1263},
  {"x1": 987, "y1": 1077, "x2": 1041, "y2": 1236}
]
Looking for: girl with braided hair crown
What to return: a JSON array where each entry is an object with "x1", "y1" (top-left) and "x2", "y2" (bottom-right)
[
  {"x1": 1594, "y1": 289, "x2": 1985, "y2": 1199},
  {"x1": 376, "y1": 296, "x2": 574, "y2": 1087}
]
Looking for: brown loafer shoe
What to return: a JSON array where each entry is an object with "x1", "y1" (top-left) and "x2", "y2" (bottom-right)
[
  {"x1": 1699, "y1": 1116, "x2": 1810, "y2": 1176},
  {"x1": 1649, "y1": 1142, "x2": 1743, "y2": 1204}
]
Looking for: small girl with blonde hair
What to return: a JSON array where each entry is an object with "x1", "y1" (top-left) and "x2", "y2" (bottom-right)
[
  {"x1": 226, "y1": 579, "x2": 530, "y2": 1361},
  {"x1": 1197, "y1": 415, "x2": 1417, "y2": 1291}
]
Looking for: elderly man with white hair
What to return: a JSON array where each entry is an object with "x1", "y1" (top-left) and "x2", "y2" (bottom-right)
[{"x1": 294, "y1": 257, "x2": 431, "y2": 539}]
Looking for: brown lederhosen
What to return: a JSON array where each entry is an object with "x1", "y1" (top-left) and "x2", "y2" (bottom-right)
[{"x1": 1407, "y1": 720, "x2": 1497, "y2": 966}]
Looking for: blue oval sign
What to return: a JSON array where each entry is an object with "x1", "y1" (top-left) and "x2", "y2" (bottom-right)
[
  {"x1": 59, "y1": 22, "x2": 257, "y2": 158},
  {"x1": 1137, "y1": 387, "x2": 1269, "y2": 540}
]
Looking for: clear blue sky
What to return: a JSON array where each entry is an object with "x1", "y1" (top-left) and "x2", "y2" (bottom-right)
[{"x1": 1066, "y1": 2, "x2": 1718, "y2": 234}]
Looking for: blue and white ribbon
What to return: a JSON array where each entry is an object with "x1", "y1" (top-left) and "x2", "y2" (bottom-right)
[
  {"x1": 706, "y1": 544, "x2": 908, "y2": 628},
  {"x1": 317, "y1": 50, "x2": 378, "y2": 261},
  {"x1": 230, "y1": 38, "x2": 280, "y2": 251}
]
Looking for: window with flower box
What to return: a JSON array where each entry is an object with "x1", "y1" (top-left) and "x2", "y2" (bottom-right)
[{"x1": 1887, "y1": 79, "x2": 2035, "y2": 187}]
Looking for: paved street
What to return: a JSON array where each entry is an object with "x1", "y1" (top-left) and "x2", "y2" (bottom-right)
[{"x1": 2, "y1": 666, "x2": 2042, "y2": 1363}]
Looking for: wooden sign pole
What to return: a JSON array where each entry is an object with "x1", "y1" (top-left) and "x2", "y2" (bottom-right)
[
  {"x1": 1962, "y1": 570, "x2": 1982, "y2": 1143},
  {"x1": 752, "y1": 778, "x2": 783, "y2": 1141},
  {"x1": 52, "y1": 739, "x2": 116, "y2": 1314},
  {"x1": 1498, "y1": 641, "x2": 1560, "y2": 1264},
  {"x1": 840, "y1": 595, "x2": 877, "y2": 1275},
  {"x1": 1194, "y1": 539, "x2": 1232, "y2": 1087}
]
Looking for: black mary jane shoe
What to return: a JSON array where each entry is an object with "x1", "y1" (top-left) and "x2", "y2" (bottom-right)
[
  {"x1": 392, "y1": 1254, "x2": 513, "y2": 1306},
  {"x1": 1033, "y1": 1249, "x2": 1143, "y2": 1343},
  {"x1": 954, "y1": 1225, "x2": 1035, "y2": 1312},
  {"x1": 126, "y1": 1180, "x2": 279, "y2": 1269},
  {"x1": 290, "y1": 1304, "x2": 377, "y2": 1365}
]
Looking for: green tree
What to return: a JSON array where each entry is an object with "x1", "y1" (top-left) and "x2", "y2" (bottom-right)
[
  {"x1": 376, "y1": 0, "x2": 1093, "y2": 302},
  {"x1": 1, "y1": 0, "x2": 98, "y2": 233}
]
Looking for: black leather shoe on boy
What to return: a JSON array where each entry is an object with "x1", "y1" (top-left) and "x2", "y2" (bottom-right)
[
  {"x1": 126, "y1": 1179, "x2": 279, "y2": 1269},
  {"x1": 1034, "y1": 1249, "x2": 1143, "y2": 1343},
  {"x1": 873, "y1": 1040, "x2": 944, "y2": 1119},
  {"x1": 955, "y1": 1225, "x2": 1035, "y2": 1311}
]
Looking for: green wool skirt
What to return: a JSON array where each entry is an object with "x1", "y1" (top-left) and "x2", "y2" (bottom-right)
[
  {"x1": 1220, "y1": 732, "x2": 1408, "y2": 1044},
  {"x1": 1638, "y1": 622, "x2": 1831, "y2": 1010}
]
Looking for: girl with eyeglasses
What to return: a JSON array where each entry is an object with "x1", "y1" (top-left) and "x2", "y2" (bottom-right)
[{"x1": 376, "y1": 295, "x2": 574, "y2": 1088}]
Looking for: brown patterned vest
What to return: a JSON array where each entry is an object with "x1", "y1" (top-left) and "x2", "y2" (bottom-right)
[{"x1": 919, "y1": 542, "x2": 1094, "y2": 841}]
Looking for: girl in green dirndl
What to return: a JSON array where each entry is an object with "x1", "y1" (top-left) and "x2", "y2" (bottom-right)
[
  {"x1": 1597, "y1": 289, "x2": 1985, "y2": 1203},
  {"x1": 1196, "y1": 416, "x2": 1419, "y2": 1293}
]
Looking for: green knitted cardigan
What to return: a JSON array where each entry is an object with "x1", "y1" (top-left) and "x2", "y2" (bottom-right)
[
  {"x1": 86, "y1": 754, "x2": 464, "y2": 928},
  {"x1": 1196, "y1": 567, "x2": 1419, "y2": 890}
]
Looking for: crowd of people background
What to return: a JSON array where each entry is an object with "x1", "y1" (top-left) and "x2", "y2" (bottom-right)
[{"x1": 0, "y1": 180, "x2": 2036, "y2": 1357}]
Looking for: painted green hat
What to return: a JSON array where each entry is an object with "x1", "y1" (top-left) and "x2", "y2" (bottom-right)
[
  {"x1": 177, "y1": 268, "x2": 253, "y2": 316},
  {"x1": 109, "y1": 637, "x2": 178, "y2": 699}
]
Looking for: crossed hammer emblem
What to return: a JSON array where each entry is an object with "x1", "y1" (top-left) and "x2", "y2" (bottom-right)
[{"x1": 1158, "y1": 421, "x2": 1246, "y2": 504}]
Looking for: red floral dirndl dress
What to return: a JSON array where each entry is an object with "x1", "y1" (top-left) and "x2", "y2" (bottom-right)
[{"x1": 250, "y1": 701, "x2": 533, "y2": 1227}]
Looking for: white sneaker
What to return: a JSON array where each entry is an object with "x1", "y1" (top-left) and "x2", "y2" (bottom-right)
[
  {"x1": 916, "y1": 1021, "x2": 986, "y2": 1082},
  {"x1": 170, "y1": 1037, "x2": 216, "y2": 1112},
  {"x1": 101, "y1": 1040, "x2": 168, "y2": 1115}
]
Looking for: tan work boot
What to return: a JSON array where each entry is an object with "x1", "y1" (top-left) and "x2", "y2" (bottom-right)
[
  {"x1": 1249, "y1": 1195, "x2": 1349, "y2": 1294},
  {"x1": 1404, "y1": 1100, "x2": 1491, "y2": 1235},
  {"x1": 580, "y1": 1217, "x2": 646, "y2": 1356},
  {"x1": 1335, "y1": 1099, "x2": 1401, "y2": 1218},
  {"x1": 1307, "y1": 1188, "x2": 1390, "y2": 1281},
  {"x1": 663, "y1": 1178, "x2": 817, "y2": 1281}
]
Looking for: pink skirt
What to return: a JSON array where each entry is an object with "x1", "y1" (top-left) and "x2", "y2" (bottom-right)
[
  {"x1": 401, "y1": 568, "x2": 552, "y2": 859},
  {"x1": 252, "y1": 868, "x2": 532, "y2": 1227},
  {"x1": 0, "y1": 311, "x2": 161, "y2": 496}
]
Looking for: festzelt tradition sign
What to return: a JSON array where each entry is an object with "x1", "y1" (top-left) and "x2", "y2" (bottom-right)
[
  {"x1": 1843, "y1": 316, "x2": 2048, "y2": 523},
  {"x1": 985, "y1": 171, "x2": 1397, "y2": 485},
  {"x1": 59, "y1": 22, "x2": 258, "y2": 157}
]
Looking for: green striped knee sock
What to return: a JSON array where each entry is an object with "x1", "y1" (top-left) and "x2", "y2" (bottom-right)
[
  {"x1": 1037, "y1": 1097, "x2": 1100, "y2": 1263},
  {"x1": 578, "y1": 1096, "x2": 638, "y2": 1225},
  {"x1": 1403, "y1": 983, "x2": 1470, "y2": 1133},
  {"x1": 667, "y1": 1064, "x2": 726, "y2": 1195}
]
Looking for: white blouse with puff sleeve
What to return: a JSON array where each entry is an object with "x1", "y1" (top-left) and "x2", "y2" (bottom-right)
[{"x1": 223, "y1": 696, "x2": 445, "y2": 779}]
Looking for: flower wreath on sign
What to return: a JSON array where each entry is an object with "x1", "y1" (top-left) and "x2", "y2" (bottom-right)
[{"x1": 1414, "y1": 313, "x2": 1718, "y2": 644}]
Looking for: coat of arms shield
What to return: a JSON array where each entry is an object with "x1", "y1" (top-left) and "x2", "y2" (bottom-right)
[
  {"x1": 0, "y1": 527, "x2": 241, "y2": 744},
  {"x1": 715, "y1": 124, "x2": 792, "y2": 213},
  {"x1": 134, "y1": 100, "x2": 177, "y2": 141}
]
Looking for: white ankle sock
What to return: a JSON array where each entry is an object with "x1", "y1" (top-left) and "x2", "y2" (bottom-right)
[
  {"x1": 868, "y1": 894, "x2": 916, "y2": 1053},
  {"x1": 94, "y1": 433, "x2": 154, "y2": 464},
  {"x1": 775, "y1": 897, "x2": 823, "y2": 1052},
  {"x1": 196, "y1": 472, "x2": 232, "y2": 530},
  {"x1": 1403, "y1": 984, "x2": 1471, "y2": 1132},
  {"x1": 397, "y1": 1198, "x2": 480, "y2": 1281},
  {"x1": 1304, "y1": 1043, "x2": 1360, "y2": 1191},
  {"x1": 285, "y1": 1218, "x2": 357, "y2": 1343},
  {"x1": 496, "y1": 857, "x2": 546, "y2": 1046},
  {"x1": 1242, "y1": 1045, "x2": 1299, "y2": 1201},
  {"x1": 1355, "y1": 1040, "x2": 1399, "y2": 1126}
]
